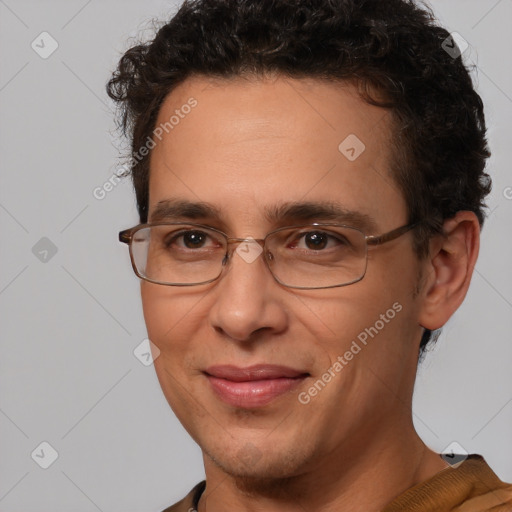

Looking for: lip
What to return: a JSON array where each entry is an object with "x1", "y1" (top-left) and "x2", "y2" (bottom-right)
[{"x1": 204, "y1": 364, "x2": 309, "y2": 408}]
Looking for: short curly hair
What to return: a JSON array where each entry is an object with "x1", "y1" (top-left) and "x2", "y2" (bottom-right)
[{"x1": 107, "y1": 0, "x2": 491, "y2": 356}]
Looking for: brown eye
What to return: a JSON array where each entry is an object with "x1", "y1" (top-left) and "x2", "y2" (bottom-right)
[
  {"x1": 304, "y1": 232, "x2": 328, "y2": 250},
  {"x1": 182, "y1": 231, "x2": 208, "y2": 248},
  {"x1": 163, "y1": 229, "x2": 216, "y2": 250}
]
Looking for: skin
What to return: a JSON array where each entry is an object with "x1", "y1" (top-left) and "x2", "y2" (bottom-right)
[{"x1": 140, "y1": 74, "x2": 480, "y2": 512}]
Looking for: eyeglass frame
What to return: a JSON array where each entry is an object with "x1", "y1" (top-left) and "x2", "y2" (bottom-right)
[{"x1": 119, "y1": 221, "x2": 418, "y2": 289}]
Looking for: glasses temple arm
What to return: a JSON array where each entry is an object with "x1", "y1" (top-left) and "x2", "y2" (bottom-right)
[
  {"x1": 119, "y1": 230, "x2": 132, "y2": 244},
  {"x1": 366, "y1": 222, "x2": 418, "y2": 246}
]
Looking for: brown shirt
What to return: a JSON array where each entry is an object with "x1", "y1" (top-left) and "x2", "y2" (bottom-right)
[{"x1": 162, "y1": 455, "x2": 512, "y2": 512}]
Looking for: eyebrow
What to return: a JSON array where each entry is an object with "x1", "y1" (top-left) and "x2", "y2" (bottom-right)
[
  {"x1": 149, "y1": 199, "x2": 378, "y2": 233},
  {"x1": 150, "y1": 199, "x2": 221, "y2": 222},
  {"x1": 265, "y1": 201, "x2": 378, "y2": 232}
]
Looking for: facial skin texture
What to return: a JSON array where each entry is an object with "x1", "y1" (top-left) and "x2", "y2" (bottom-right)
[{"x1": 142, "y1": 75, "x2": 479, "y2": 512}]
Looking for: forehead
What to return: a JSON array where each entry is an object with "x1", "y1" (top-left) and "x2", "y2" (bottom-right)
[{"x1": 148, "y1": 74, "x2": 406, "y2": 231}]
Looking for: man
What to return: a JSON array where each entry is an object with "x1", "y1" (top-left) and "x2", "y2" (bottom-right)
[{"x1": 108, "y1": 0, "x2": 512, "y2": 510}]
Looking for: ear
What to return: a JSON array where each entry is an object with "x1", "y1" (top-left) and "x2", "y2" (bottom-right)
[{"x1": 417, "y1": 211, "x2": 480, "y2": 331}]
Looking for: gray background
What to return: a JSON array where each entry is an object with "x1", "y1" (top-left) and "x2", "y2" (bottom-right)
[{"x1": 0, "y1": 1, "x2": 511, "y2": 511}]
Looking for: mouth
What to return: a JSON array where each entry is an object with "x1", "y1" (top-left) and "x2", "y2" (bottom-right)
[{"x1": 204, "y1": 364, "x2": 310, "y2": 408}]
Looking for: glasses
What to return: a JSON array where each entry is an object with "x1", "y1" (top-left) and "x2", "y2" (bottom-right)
[{"x1": 119, "y1": 221, "x2": 416, "y2": 290}]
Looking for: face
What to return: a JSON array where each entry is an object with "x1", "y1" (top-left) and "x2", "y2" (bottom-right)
[{"x1": 141, "y1": 75, "x2": 426, "y2": 480}]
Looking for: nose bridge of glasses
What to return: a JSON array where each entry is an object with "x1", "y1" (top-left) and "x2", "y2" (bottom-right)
[
  {"x1": 225, "y1": 237, "x2": 267, "y2": 267},
  {"x1": 227, "y1": 237, "x2": 265, "y2": 263},
  {"x1": 226, "y1": 237, "x2": 265, "y2": 247}
]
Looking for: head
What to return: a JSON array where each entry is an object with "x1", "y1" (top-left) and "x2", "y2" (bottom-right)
[{"x1": 108, "y1": 0, "x2": 491, "y2": 486}]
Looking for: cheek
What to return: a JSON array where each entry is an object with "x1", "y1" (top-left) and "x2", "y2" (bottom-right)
[
  {"x1": 141, "y1": 284, "x2": 171, "y2": 346},
  {"x1": 140, "y1": 283, "x2": 205, "y2": 360},
  {"x1": 300, "y1": 263, "x2": 417, "y2": 372},
  {"x1": 140, "y1": 283, "x2": 209, "y2": 426}
]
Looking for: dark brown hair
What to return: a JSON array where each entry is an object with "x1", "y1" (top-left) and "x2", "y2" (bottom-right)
[{"x1": 107, "y1": 0, "x2": 491, "y2": 355}]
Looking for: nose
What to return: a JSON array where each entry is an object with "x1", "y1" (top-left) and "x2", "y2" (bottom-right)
[{"x1": 208, "y1": 241, "x2": 289, "y2": 343}]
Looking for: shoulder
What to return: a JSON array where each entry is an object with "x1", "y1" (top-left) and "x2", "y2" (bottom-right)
[
  {"x1": 458, "y1": 456, "x2": 512, "y2": 510},
  {"x1": 384, "y1": 455, "x2": 512, "y2": 511}
]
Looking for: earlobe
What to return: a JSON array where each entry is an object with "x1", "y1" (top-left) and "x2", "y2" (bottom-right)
[{"x1": 418, "y1": 211, "x2": 480, "y2": 331}]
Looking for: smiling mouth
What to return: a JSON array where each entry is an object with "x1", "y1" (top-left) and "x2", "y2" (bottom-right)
[{"x1": 204, "y1": 364, "x2": 310, "y2": 408}]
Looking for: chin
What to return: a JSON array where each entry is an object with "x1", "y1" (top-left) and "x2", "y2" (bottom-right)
[{"x1": 205, "y1": 438, "x2": 312, "y2": 484}]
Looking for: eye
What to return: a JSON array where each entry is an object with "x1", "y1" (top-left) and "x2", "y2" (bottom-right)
[
  {"x1": 181, "y1": 230, "x2": 208, "y2": 248},
  {"x1": 164, "y1": 229, "x2": 219, "y2": 250},
  {"x1": 293, "y1": 230, "x2": 347, "y2": 251},
  {"x1": 302, "y1": 231, "x2": 328, "y2": 250}
]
